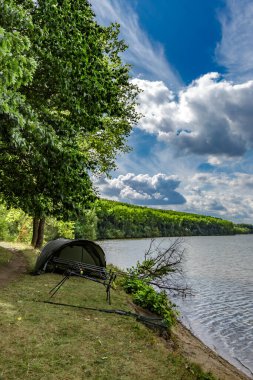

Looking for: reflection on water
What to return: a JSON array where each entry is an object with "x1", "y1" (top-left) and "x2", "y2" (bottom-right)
[{"x1": 98, "y1": 235, "x2": 253, "y2": 378}]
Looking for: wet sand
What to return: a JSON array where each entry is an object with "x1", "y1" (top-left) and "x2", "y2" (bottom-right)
[{"x1": 172, "y1": 320, "x2": 252, "y2": 380}]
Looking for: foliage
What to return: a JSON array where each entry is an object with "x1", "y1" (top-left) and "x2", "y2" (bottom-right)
[
  {"x1": 93, "y1": 199, "x2": 245, "y2": 239},
  {"x1": 74, "y1": 208, "x2": 98, "y2": 240},
  {"x1": 234, "y1": 223, "x2": 253, "y2": 234},
  {"x1": 122, "y1": 271, "x2": 177, "y2": 329},
  {"x1": 0, "y1": 0, "x2": 36, "y2": 115},
  {"x1": 44, "y1": 218, "x2": 75, "y2": 241},
  {"x1": 120, "y1": 239, "x2": 190, "y2": 329},
  {"x1": 0, "y1": 203, "x2": 74, "y2": 244},
  {"x1": 1, "y1": 198, "x2": 252, "y2": 245},
  {"x1": 0, "y1": 1, "x2": 140, "y2": 247},
  {"x1": 20, "y1": 0, "x2": 138, "y2": 212},
  {"x1": 132, "y1": 238, "x2": 191, "y2": 296},
  {"x1": 0, "y1": 204, "x2": 12, "y2": 241},
  {"x1": 0, "y1": 0, "x2": 42, "y2": 227},
  {"x1": 0, "y1": 204, "x2": 31, "y2": 242}
]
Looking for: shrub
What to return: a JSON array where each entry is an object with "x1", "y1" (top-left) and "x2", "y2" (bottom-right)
[{"x1": 121, "y1": 273, "x2": 177, "y2": 329}]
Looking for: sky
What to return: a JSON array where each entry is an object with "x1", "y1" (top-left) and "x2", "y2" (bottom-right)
[{"x1": 89, "y1": 0, "x2": 253, "y2": 224}]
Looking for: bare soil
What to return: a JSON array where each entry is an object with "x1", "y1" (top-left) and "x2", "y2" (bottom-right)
[{"x1": 0, "y1": 247, "x2": 28, "y2": 287}]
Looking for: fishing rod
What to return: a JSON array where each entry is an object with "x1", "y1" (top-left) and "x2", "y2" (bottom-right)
[{"x1": 41, "y1": 300, "x2": 168, "y2": 330}]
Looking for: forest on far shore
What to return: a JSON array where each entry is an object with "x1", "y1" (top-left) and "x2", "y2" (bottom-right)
[
  {"x1": 1, "y1": 199, "x2": 252, "y2": 244},
  {"x1": 90, "y1": 199, "x2": 253, "y2": 239}
]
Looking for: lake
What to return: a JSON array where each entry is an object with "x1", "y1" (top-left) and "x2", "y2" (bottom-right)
[{"x1": 98, "y1": 235, "x2": 253, "y2": 378}]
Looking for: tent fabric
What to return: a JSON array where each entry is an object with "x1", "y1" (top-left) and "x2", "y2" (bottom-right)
[{"x1": 34, "y1": 238, "x2": 106, "y2": 274}]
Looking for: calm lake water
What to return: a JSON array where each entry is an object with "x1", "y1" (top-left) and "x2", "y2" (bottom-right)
[{"x1": 98, "y1": 235, "x2": 253, "y2": 378}]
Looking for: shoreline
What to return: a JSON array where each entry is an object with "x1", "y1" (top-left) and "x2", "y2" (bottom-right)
[
  {"x1": 172, "y1": 320, "x2": 252, "y2": 380},
  {"x1": 131, "y1": 300, "x2": 252, "y2": 380},
  {"x1": 1, "y1": 241, "x2": 251, "y2": 379}
]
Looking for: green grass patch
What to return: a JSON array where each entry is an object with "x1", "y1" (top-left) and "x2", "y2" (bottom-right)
[
  {"x1": 0, "y1": 247, "x2": 13, "y2": 267},
  {"x1": 0, "y1": 244, "x2": 216, "y2": 380}
]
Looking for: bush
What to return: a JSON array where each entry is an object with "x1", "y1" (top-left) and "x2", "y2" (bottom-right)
[
  {"x1": 0, "y1": 204, "x2": 32, "y2": 242},
  {"x1": 0, "y1": 203, "x2": 75, "y2": 244},
  {"x1": 121, "y1": 273, "x2": 177, "y2": 329}
]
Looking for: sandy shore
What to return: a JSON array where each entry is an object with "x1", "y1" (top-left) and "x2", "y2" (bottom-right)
[
  {"x1": 132, "y1": 300, "x2": 252, "y2": 379},
  {"x1": 172, "y1": 320, "x2": 252, "y2": 380}
]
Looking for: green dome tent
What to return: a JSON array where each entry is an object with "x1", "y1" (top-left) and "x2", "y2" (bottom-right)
[{"x1": 34, "y1": 238, "x2": 106, "y2": 274}]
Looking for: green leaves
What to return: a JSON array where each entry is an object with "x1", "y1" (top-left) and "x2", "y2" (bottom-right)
[
  {"x1": 121, "y1": 273, "x2": 177, "y2": 329},
  {"x1": 0, "y1": 0, "x2": 140, "y2": 240},
  {"x1": 0, "y1": 0, "x2": 36, "y2": 90},
  {"x1": 94, "y1": 200, "x2": 236, "y2": 239},
  {"x1": 24, "y1": 0, "x2": 140, "y2": 172}
]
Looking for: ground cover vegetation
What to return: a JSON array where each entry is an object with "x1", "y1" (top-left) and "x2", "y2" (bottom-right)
[
  {"x1": 0, "y1": 0, "x2": 139, "y2": 248},
  {"x1": 0, "y1": 246, "x2": 12, "y2": 267},
  {"x1": 0, "y1": 244, "x2": 216, "y2": 380}
]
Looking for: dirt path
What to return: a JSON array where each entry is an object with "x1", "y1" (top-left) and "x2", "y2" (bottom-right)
[{"x1": 0, "y1": 247, "x2": 28, "y2": 287}]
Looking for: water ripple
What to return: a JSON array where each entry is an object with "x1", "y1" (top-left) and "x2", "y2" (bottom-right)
[
  {"x1": 175, "y1": 235, "x2": 253, "y2": 378},
  {"x1": 100, "y1": 235, "x2": 253, "y2": 378}
]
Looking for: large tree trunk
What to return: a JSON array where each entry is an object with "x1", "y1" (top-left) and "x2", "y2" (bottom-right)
[
  {"x1": 31, "y1": 217, "x2": 39, "y2": 247},
  {"x1": 31, "y1": 217, "x2": 46, "y2": 249},
  {"x1": 35, "y1": 218, "x2": 46, "y2": 249}
]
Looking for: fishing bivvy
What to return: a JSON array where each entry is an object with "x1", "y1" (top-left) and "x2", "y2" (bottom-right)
[{"x1": 34, "y1": 238, "x2": 116, "y2": 303}]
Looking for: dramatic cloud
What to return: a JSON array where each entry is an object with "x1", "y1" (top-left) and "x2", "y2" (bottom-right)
[
  {"x1": 95, "y1": 173, "x2": 186, "y2": 205},
  {"x1": 94, "y1": 170, "x2": 253, "y2": 222},
  {"x1": 89, "y1": 1, "x2": 253, "y2": 224},
  {"x1": 178, "y1": 172, "x2": 253, "y2": 223},
  {"x1": 90, "y1": 0, "x2": 182, "y2": 88},
  {"x1": 216, "y1": 0, "x2": 253, "y2": 82},
  {"x1": 133, "y1": 74, "x2": 253, "y2": 157}
]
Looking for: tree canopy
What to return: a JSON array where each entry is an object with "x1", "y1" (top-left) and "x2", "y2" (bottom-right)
[
  {"x1": 0, "y1": 0, "x2": 140, "y2": 246},
  {"x1": 92, "y1": 199, "x2": 238, "y2": 239}
]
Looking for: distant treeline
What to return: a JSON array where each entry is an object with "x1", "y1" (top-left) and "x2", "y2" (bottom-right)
[
  {"x1": 1, "y1": 200, "x2": 252, "y2": 243},
  {"x1": 76, "y1": 199, "x2": 253, "y2": 239}
]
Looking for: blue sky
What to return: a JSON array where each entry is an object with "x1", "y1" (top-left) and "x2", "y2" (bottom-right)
[
  {"x1": 90, "y1": 0, "x2": 253, "y2": 223},
  {"x1": 133, "y1": 0, "x2": 224, "y2": 83}
]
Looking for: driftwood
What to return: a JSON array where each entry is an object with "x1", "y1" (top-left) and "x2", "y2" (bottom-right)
[{"x1": 131, "y1": 238, "x2": 192, "y2": 297}]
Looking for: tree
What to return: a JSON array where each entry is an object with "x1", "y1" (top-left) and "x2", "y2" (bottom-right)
[
  {"x1": 0, "y1": 0, "x2": 43, "y2": 245},
  {"x1": 0, "y1": 0, "x2": 140, "y2": 247},
  {"x1": 74, "y1": 208, "x2": 98, "y2": 240},
  {"x1": 0, "y1": 0, "x2": 37, "y2": 157}
]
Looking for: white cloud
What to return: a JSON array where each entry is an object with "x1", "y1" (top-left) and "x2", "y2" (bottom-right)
[
  {"x1": 89, "y1": 0, "x2": 182, "y2": 88},
  {"x1": 94, "y1": 170, "x2": 253, "y2": 223},
  {"x1": 178, "y1": 172, "x2": 253, "y2": 223},
  {"x1": 95, "y1": 73, "x2": 253, "y2": 222},
  {"x1": 216, "y1": 0, "x2": 253, "y2": 82},
  {"x1": 88, "y1": 1, "x2": 253, "y2": 224},
  {"x1": 95, "y1": 173, "x2": 186, "y2": 205},
  {"x1": 133, "y1": 74, "x2": 253, "y2": 157}
]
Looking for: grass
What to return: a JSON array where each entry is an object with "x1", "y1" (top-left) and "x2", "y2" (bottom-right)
[
  {"x1": 0, "y1": 244, "x2": 216, "y2": 380},
  {"x1": 0, "y1": 246, "x2": 13, "y2": 267}
]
